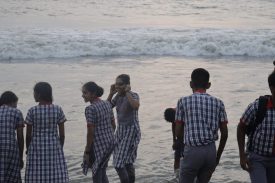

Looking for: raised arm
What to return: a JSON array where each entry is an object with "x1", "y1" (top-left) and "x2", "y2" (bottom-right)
[
  {"x1": 125, "y1": 85, "x2": 139, "y2": 110},
  {"x1": 107, "y1": 84, "x2": 117, "y2": 102},
  {"x1": 126, "y1": 92, "x2": 140, "y2": 110}
]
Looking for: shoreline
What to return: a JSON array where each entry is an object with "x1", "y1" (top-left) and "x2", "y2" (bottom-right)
[{"x1": 1, "y1": 57, "x2": 271, "y2": 182}]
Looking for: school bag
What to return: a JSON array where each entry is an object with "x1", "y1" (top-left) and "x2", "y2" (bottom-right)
[{"x1": 245, "y1": 95, "x2": 270, "y2": 150}]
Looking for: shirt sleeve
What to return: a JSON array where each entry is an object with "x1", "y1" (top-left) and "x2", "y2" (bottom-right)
[
  {"x1": 25, "y1": 108, "x2": 33, "y2": 125},
  {"x1": 219, "y1": 101, "x2": 228, "y2": 124},
  {"x1": 15, "y1": 110, "x2": 25, "y2": 128},
  {"x1": 85, "y1": 106, "x2": 97, "y2": 126},
  {"x1": 57, "y1": 106, "x2": 67, "y2": 124},
  {"x1": 240, "y1": 100, "x2": 257, "y2": 125},
  {"x1": 175, "y1": 98, "x2": 184, "y2": 124}
]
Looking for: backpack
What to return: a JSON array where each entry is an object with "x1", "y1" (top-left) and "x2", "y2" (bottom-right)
[{"x1": 245, "y1": 95, "x2": 270, "y2": 150}]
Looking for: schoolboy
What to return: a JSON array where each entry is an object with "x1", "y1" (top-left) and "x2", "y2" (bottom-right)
[
  {"x1": 175, "y1": 68, "x2": 228, "y2": 183},
  {"x1": 164, "y1": 108, "x2": 183, "y2": 176},
  {"x1": 237, "y1": 69, "x2": 275, "y2": 183}
]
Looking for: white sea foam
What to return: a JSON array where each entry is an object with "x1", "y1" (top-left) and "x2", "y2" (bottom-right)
[{"x1": 0, "y1": 28, "x2": 275, "y2": 61}]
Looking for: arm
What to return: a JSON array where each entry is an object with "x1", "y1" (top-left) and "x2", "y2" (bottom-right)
[
  {"x1": 107, "y1": 84, "x2": 117, "y2": 102},
  {"x1": 26, "y1": 124, "x2": 32, "y2": 153},
  {"x1": 125, "y1": 92, "x2": 140, "y2": 110},
  {"x1": 175, "y1": 122, "x2": 184, "y2": 146},
  {"x1": 59, "y1": 123, "x2": 65, "y2": 148},
  {"x1": 216, "y1": 122, "x2": 228, "y2": 165},
  {"x1": 172, "y1": 123, "x2": 176, "y2": 149},
  {"x1": 16, "y1": 127, "x2": 24, "y2": 168},
  {"x1": 85, "y1": 124, "x2": 95, "y2": 153},
  {"x1": 124, "y1": 85, "x2": 140, "y2": 110},
  {"x1": 111, "y1": 118, "x2": 116, "y2": 131},
  {"x1": 237, "y1": 122, "x2": 251, "y2": 171}
]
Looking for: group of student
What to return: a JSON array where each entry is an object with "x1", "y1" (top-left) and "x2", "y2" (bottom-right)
[
  {"x1": 0, "y1": 74, "x2": 140, "y2": 183},
  {"x1": 1, "y1": 66, "x2": 275, "y2": 183},
  {"x1": 164, "y1": 67, "x2": 275, "y2": 183}
]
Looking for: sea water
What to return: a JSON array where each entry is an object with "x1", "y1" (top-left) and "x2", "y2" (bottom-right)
[{"x1": 0, "y1": 0, "x2": 275, "y2": 182}]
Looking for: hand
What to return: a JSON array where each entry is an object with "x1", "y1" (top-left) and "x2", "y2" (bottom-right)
[
  {"x1": 125, "y1": 84, "x2": 131, "y2": 92},
  {"x1": 110, "y1": 84, "x2": 117, "y2": 95},
  {"x1": 20, "y1": 159, "x2": 24, "y2": 169},
  {"x1": 172, "y1": 142, "x2": 176, "y2": 150},
  {"x1": 173, "y1": 139, "x2": 182, "y2": 150},
  {"x1": 83, "y1": 153, "x2": 91, "y2": 166},
  {"x1": 240, "y1": 154, "x2": 251, "y2": 171}
]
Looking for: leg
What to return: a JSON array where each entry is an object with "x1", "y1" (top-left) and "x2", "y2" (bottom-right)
[
  {"x1": 196, "y1": 143, "x2": 216, "y2": 183},
  {"x1": 179, "y1": 146, "x2": 202, "y2": 183},
  {"x1": 174, "y1": 149, "x2": 181, "y2": 179},
  {"x1": 267, "y1": 167, "x2": 275, "y2": 183},
  {"x1": 179, "y1": 158, "x2": 197, "y2": 183},
  {"x1": 93, "y1": 168, "x2": 103, "y2": 183},
  {"x1": 248, "y1": 153, "x2": 267, "y2": 183},
  {"x1": 266, "y1": 157, "x2": 275, "y2": 183},
  {"x1": 126, "y1": 164, "x2": 135, "y2": 183},
  {"x1": 116, "y1": 167, "x2": 129, "y2": 183},
  {"x1": 102, "y1": 166, "x2": 109, "y2": 183},
  {"x1": 174, "y1": 148, "x2": 181, "y2": 170}
]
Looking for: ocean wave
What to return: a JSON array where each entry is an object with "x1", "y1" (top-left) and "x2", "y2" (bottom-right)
[{"x1": 0, "y1": 28, "x2": 275, "y2": 60}]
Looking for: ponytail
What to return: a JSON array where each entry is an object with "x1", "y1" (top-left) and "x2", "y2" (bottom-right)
[{"x1": 83, "y1": 82, "x2": 104, "y2": 97}]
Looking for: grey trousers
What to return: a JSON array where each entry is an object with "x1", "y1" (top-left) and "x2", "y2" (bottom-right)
[
  {"x1": 248, "y1": 152, "x2": 275, "y2": 183},
  {"x1": 179, "y1": 143, "x2": 216, "y2": 183}
]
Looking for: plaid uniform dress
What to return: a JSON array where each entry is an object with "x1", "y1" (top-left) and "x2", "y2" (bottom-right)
[
  {"x1": 241, "y1": 97, "x2": 275, "y2": 156},
  {"x1": 112, "y1": 91, "x2": 141, "y2": 168},
  {"x1": 84, "y1": 99, "x2": 116, "y2": 176},
  {"x1": 175, "y1": 92, "x2": 228, "y2": 146},
  {"x1": 0, "y1": 105, "x2": 24, "y2": 183},
  {"x1": 25, "y1": 104, "x2": 69, "y2": 183}
]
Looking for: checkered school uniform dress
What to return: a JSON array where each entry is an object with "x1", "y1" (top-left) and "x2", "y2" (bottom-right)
[
  {"x1": 0, "y1": 105, "x2": 24, "y2": 183},
  {"x1": 241, "y1": 97, "x2": 275, "y2": 156},
  {"x1": 25, "y1": 104, "x2": 69, "y2": 183},
  {"x1": 175, "y1": 92, "x2": 228, "y2": 146},
  {"x1": 84, "y1": 99, "x2": 116, "y2": 176},
  {"x1": 112, "y1": 91, "x2": 141, "y2": 168}
]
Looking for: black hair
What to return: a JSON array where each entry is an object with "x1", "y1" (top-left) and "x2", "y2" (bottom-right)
[
  {"x1": 164, "y1": 108, "x2": 176, "y2": 123},
  {"x1": 117, "y1": 74, "x2": 130, "y2": 85},
  {"x1": 191, "y1": 68, "x2": 210, "y2": 88},
  {"x1": 0, "y1": 91, "x2": 18, "y2": 106},
  {"x1": 34, "y1": 82, "x2": 53, "y2": 102},
  {"x1": 268, "y1": 71, "x2": 275, "y2": 87},
  {"x1": 83, "y1": 82, "x2": 104, "y2": 97},
  {"x1": 268, "y1": 61, "x2": 275, "y2": 87}
]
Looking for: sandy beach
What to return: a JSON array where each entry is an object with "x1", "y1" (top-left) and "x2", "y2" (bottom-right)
[{"x1": 0, "y1": 57, "x2": 273, "y2": 182}]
